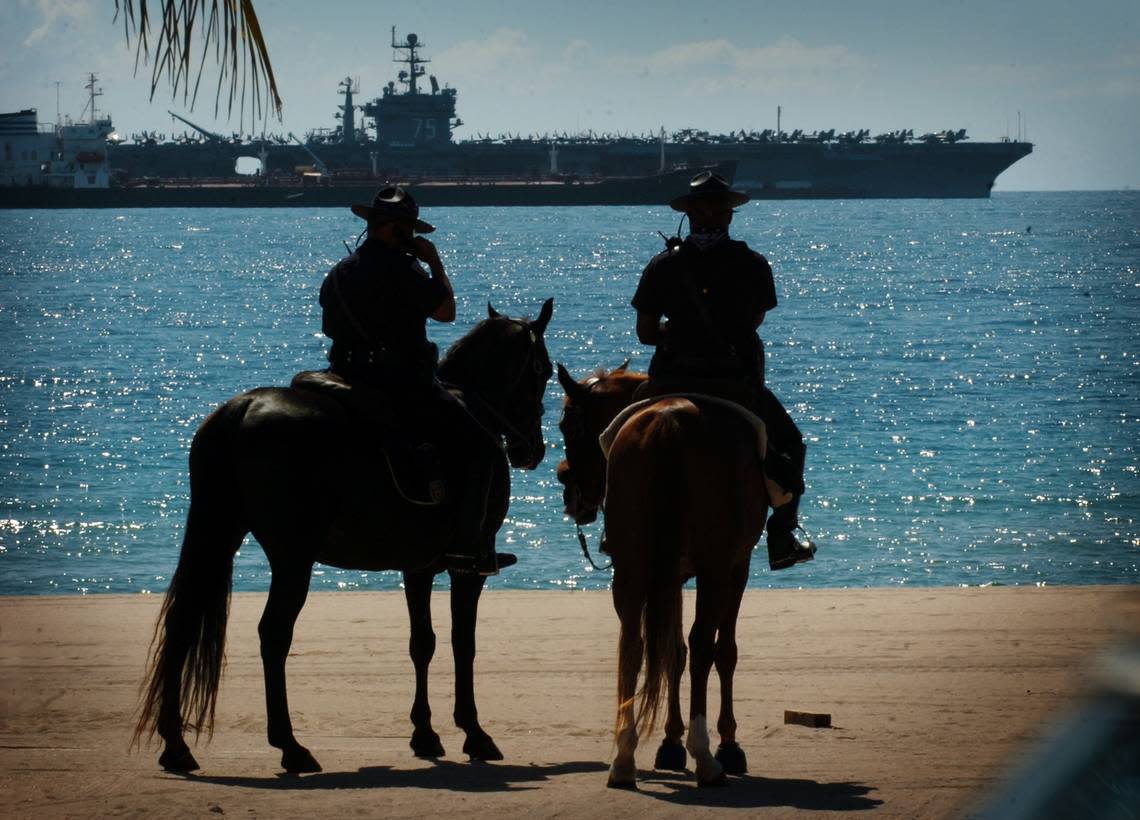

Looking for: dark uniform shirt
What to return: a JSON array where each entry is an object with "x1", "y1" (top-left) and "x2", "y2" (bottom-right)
[
  {"x1": 319, "y1": 238, "x2": 448, "y2": 373},
  {"x1": 631, "y1": 237, "x2": 777, "y2": 379}
]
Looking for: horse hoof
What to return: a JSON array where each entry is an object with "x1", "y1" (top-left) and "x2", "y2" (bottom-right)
[
  {"x1": 410, "y1": 730, "x2": 446, "y2": 758},
  {"x1": 607, "y1": 759, "x2": 638, "y2": 789},
  {"x1": 462, "y1": 733, "x2": 503, "y2": 761},
  {"x1": 654, "y1": 741, "x2": 688, "y2": 771},
  {"x1": 715, "y1": 741, "x2": 748, "y2": 775},
  {"x1": 159, "y1": 744, "x2": 200, "y2": 772},
  {"x1": 606, "y1": 775, "x2": 638, "y2": 790},
  {"x1": 281, "y1": 745, "x2": 322, "y2": 774},
  {"x1": 696, "y1": 757, "x2": 726, "y2": 788},
  {"x1": 698, "y1": 769, "x2": 729, "y2": 788}
]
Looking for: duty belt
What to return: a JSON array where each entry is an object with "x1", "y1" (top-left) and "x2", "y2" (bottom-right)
[{"x1": 336, "y1": 346, "x2": 406, "y2": 368}]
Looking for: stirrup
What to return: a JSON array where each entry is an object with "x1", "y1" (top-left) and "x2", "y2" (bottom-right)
[
  {"x1": 444, "y1": 551, "x2": 518, "y2": 576},
  {"x1": 767, "y1": 526, "x2": 816, "y2": 571}
]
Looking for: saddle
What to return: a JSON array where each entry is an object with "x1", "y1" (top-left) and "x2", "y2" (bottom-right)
[
  {"x1": 291, "y1": 370, "x2": 446, "y2": 506},
  {"x1": 598, "y1": 392, "x2": 792, "y2": 508}
]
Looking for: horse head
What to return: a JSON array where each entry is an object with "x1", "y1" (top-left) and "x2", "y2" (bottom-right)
[
  {"x1": 439, "y1": 298, "x2": 554, "y2": 470},
  {"x1": 555, "y1": 360, "x2": 644, "y2": 524}
]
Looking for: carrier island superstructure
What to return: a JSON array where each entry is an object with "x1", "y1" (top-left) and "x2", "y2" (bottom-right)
[{"x1": 3, "y1": 30, "x2": 1032, "y2": 202}]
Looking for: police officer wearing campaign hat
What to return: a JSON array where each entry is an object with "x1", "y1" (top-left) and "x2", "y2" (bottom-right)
[
  {"x1": 320, "y1": 186, "x2": 515, "y2": 575},
  {"x1": 631, "y1": 171, "x2": 815, "y2": 570}
]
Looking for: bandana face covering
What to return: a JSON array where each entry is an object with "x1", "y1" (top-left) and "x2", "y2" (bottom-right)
[{"x1": 687, "y1": 227, "x2": 728, "y2": 251}]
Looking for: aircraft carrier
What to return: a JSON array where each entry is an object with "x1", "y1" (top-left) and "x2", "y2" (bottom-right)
[{"x1": 2, "y1": 30, "x2": 1032, "y2": 207}]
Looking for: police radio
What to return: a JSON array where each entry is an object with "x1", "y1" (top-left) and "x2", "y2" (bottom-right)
[{"x1": 658, "y1": 213, "x2": 688, "y2": 250}]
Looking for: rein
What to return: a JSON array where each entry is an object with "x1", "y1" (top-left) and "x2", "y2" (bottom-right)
[
  {"x1": 576, "y1": 521, "x2": 611, "y2": 572},
  {"x1": 465, "y1": 389, "x2": 540, "y2": 454}
]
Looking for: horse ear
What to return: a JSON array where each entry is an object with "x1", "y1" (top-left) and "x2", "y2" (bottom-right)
[
  {"x1": 557, "y1": 362, "x2": 586, "y2": 401},
  {"x1": 487, "y1": 302, "x2": 503, "y2": 319},
  {"x1": 613, "y1": 358, "x2": 631, "y2": 373},
  {"x1": 533, "y1": 297, "x2": 554, "y2": 334}
]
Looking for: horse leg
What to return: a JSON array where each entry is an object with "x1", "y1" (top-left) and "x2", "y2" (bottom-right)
[
  {"x1": 403, "y1": 568, "x2": 445, "y2": 757},
  {"x1": 448, "y1": 570, "x2": 502, "y2": 761},
  {"x1": 258, "y1": 557, "x2": 320, "y2": 773},
  {"x1": 608, "y1": 573, "x2": 645, "y2": 789},
  {"x1": 713, "y1": 565, "x2": 750, "y2": 775},
  {"x1": 654, "y1": 635, "x2": 688, "y2": 772},
  {"x1": 686, "y1": 578, "x2": 727, "y2": 786}
]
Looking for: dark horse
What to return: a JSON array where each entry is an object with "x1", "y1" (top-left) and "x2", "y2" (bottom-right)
[
  {"x1": 556, "y1": 361, "x2": 772, "y2": 788},
  {"x1": 134, "y1": 299, "x2": 554, "y2": 774}
]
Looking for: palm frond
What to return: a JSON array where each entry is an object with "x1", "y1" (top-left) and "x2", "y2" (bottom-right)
[{"x1": 114, "y1": 0, "x2": 282, "y2": 124}]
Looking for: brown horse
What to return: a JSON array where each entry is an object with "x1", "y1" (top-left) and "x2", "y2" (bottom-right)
[
  {"x1": 556, "y1": 361, "x2": 769, "y2": 787},
  {"x1": 133, "y1": 299, "x2": 553, "y2": 774}
]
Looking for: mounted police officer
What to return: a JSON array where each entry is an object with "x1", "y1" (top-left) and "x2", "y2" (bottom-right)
[
  {"x1": 320, "y1": 186, "x2": 515, "y2": 575},
  {"x1": 631, "y1": 171, "x2": 815, "y2": 571}
]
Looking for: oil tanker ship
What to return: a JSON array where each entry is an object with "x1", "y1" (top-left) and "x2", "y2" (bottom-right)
[{"x1": 1, "y1": 30, "x2": 1032, "y2": 208}]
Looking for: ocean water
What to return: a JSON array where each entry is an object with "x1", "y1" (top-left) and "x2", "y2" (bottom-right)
[{"x1": 1, "y1": 192, "x2": 1137, "y2": 594}]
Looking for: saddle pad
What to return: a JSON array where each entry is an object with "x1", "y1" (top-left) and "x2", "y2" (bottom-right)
[
  {"x1": 598, "y1": 394, "x2": 791, "y2": 507},
  {"x1": 599, "y1": 393, "x2": 768, "y2": 460},
  {"x1": 291, "y1": 368, "x2": 351, "y2": 394}
]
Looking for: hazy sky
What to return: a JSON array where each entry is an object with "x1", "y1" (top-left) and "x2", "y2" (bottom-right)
[{"x1": 3, "y1": 0, "x2": 1138, "y2": 190}]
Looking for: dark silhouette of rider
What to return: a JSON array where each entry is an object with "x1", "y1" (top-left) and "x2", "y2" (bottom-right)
[
  {"x1": 631, "y1": 171, "x2": 815, "y2": 571},
  {"x1": 320, "y1": 186, "x2": 515, "y2": 575}
]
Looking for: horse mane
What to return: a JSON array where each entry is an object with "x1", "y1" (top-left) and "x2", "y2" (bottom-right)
[
  {"x1": 585, "y1": 362, "x2": 636, "y2": 386},
  {"x1": 438, "y1": 316, "x2": 521, "y2": 385}
]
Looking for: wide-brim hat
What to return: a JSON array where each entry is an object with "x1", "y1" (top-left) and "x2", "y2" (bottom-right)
[
  {"x1": 669, "y1": 170, "x2": 750, "y2": 212},
  {"x1": 351, "y1": 185, "x2": 435, "y2": 233}
]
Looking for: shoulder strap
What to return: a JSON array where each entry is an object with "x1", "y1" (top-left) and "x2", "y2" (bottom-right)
[{"x1": 676, "y1": 248, "x2": 737, "y2": 357}]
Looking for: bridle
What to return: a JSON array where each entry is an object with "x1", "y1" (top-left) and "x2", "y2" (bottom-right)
[
  {"x1": 466, "y1": 319, "x2": 549, "y2": 463},
  {"x1": 560, "y1": 380, "x2": 611, "y2": 572}
]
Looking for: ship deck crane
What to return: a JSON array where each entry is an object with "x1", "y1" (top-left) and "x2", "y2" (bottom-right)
[
  {"x1": 167, "y1": 111, "x2": 225, "y2": 143},
  {"x1": 287, "y1": 133, "x2": 328, "y2": 174}
]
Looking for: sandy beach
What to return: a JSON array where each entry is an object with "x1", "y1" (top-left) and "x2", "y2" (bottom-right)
[{"x1": 1, "y1": 585, "x2": 1135, "y2": 818}]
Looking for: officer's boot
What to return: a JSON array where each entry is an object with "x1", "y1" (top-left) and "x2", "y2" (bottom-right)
[
  {"x1": 766, "y1": 495, "x2": 816, "y2": 571},
  {"x1": 444, "y1": 459, "x2": 517, "y2": 575}
]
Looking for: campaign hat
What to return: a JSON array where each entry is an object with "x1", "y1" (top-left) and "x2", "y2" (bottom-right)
[
  {"x1": 669, "y1": 170, "x2": 750, "y2": 212},
  {"x1": 351, "y1": 186, "x2": 435, "y2": 233}
]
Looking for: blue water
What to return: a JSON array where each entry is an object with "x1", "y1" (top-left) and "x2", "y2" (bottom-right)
[{"x1": 1, "y1": 192, "x2": 1137, "y2": 594}]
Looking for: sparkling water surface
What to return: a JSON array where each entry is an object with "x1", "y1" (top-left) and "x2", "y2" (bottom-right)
[{"x1": 1, "y1": 192, "x2": 1137, "y2": 594}]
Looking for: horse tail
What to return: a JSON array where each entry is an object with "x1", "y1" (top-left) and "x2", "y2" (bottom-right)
[
  {"x1": 132, "y1": 396, "x2": 250, "y2": 748},
  {"x1": 635, "y1": 412, "x2": 686, "y2": 737}
]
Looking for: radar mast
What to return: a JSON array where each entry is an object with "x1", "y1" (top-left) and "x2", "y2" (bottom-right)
[
  {"x1": 81, "y1": 73, "x2": 103, "y2": 123},
  {"x1": 391, "y1": 28, "x2": 428, "y2": 95}
]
